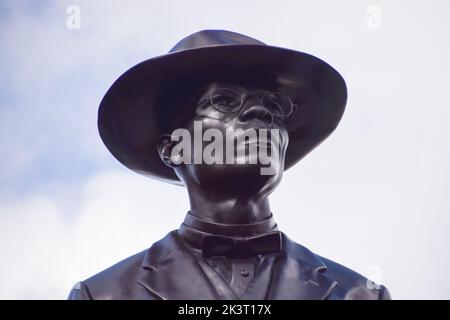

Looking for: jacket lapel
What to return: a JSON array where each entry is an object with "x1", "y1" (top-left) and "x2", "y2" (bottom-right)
[
  {"x1": 266, "y1": 234, "x2": 338, "y2": 300},
  {"x1": 138, "y1": 230, "x2": 220, "y2": 299}
]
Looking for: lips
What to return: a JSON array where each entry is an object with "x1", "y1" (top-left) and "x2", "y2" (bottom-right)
[
  {"x1": 231, "y1": 124, "x2": 283, "y2": 152},
  {"x1": 244, "y1": 139, "x2": 272, "y2": 149},
  {"x1": 240, "y1": 132, "x2": 281, "y2": 147}
]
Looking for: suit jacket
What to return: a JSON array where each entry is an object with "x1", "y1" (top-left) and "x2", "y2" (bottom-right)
[{"x1": 68, "y1": 230, "x2": 391, "y2": 300}]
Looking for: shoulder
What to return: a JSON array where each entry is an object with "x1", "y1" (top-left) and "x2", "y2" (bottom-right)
[
  {"x1": 318, "y1": 255, "x2": 391, "y2": 300},
  {"x1": 68, "y1": 249, "x2": 147, "y2": 300},
  {"x1": 283, "y1": 234, "x2": 391, "y2": 300},
  {"x1": 68, "y1": 231, "x2": 179, "y2": 300}
]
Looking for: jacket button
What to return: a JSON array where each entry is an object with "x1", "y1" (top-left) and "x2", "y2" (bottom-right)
[{"x1": 240, "y1": 269, "x2": 249, "y2": 277}]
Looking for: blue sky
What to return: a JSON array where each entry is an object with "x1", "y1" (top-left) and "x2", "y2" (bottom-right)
[{"x1": 1, "y1": 0, "x2": 450, "y2": 299}]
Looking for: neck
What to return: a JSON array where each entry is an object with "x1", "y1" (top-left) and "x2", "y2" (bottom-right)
[{"x1": 186, "y1": 185, "x2": 272, "y2": 225}]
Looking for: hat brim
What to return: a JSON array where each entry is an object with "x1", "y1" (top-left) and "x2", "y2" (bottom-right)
[{"x1": 98, "y1": 44, "x2": 347, "y2": 185}]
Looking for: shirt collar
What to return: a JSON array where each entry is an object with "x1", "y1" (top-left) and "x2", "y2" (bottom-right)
[{"x1": 178, "y1": 211, "x2": 278, "y2": 249}]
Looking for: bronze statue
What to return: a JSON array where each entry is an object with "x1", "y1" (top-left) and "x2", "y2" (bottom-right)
[{"x1": 69, "y1": 30, "x2": 390, "y2": 300}]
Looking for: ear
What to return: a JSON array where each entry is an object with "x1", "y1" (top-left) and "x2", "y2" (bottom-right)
[
  {"x1": 157, "y1": 134, "x2": 183, "y2": 168},
  {"x1": 285, "y1": 102, "x2": 298, "y2": 126}
]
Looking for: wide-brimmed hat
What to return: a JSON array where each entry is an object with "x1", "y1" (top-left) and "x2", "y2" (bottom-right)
[{"x1": 98, "y1": 29, "x2": 347, "y2": 185}]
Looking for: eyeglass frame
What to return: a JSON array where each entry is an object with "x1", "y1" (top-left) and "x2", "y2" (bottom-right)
[{"x1": 194, "y1": 87, "x2": 298, "y2": 125}]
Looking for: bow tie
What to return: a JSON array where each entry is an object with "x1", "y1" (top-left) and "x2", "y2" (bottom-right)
[{"x1": 202, "y1": 231, "x2": 282, "y2": 258}]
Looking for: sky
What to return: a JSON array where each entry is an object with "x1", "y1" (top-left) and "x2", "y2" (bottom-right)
[{"x1": 0, "y1": 0, "x2": 449, "y2": 299}]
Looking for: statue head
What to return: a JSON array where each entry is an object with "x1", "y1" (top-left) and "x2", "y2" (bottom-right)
[
  {"x1": 157, "y1": 81, "x2": 297, "y2": 196},
  {"x1": 97, "y1": 30, "x2": 347, "y2": 188}
]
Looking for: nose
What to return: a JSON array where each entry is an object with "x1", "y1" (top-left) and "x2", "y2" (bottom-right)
[{"x1": 238, "y1": 104, "x2": 274, "y2": 126}]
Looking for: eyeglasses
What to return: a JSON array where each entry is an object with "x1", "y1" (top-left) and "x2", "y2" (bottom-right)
[{"x1": 195, "y1": 87, "x2": 297, "y2": 124}]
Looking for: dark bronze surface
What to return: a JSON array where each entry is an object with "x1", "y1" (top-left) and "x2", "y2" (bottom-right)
[
  {"x1": 69, "y1": 30, "x2": 390, "y2": 300},
  {"x1": 68, "y1": 231, "x2": 390, "y2": 300}
]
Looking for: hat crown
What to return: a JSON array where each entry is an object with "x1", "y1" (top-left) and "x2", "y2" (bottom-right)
[{"x1": 169, "y1": 29, "x2": 266, "y2": 53}]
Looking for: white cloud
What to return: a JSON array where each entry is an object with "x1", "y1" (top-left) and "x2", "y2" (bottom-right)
[{"x1": 0, "y1": 170, "x2": 186, "y2": 299}]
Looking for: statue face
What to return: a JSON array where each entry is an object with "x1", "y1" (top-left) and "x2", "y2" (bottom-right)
[{"x1": 161, "y1": 82, "x2": 294, "y2": 195}]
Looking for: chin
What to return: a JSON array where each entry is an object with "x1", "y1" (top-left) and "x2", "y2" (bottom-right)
[{"x1": 187, "y1": 162, "x2": 283, "y2": 194}]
